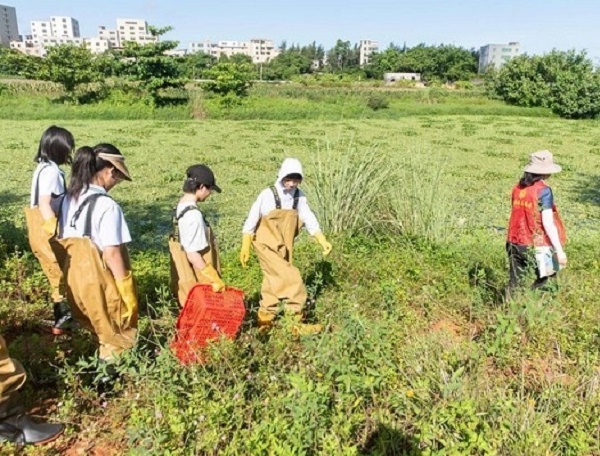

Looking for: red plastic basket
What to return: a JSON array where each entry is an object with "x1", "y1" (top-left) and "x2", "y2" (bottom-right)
[{"x1": 171, "y1": 284, "x2": 246, "y2": 365}]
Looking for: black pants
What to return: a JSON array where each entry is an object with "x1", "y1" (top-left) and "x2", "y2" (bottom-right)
[{"x1": 506, "y1": 242, "x2": 556, "y2": 296}]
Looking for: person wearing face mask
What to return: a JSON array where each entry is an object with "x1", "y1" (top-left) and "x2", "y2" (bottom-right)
[
  {"x1": 169, "y1": 164, "x2": 224, "y2": 307},
  {"x1": 240, "y1": 158, "x2": 332, "y2": 335},
  {"x1": 55, "y1": 144, "x2": 138, "y2": 363}
]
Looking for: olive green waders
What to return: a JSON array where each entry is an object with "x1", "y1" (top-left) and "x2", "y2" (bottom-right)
[
  {"x1": 253, "y1": 188, "x2": 307, "y2": 323},
  {"x1": 51, "y1": 194, "x2": 137, "y2": 360},
  {"x1": 0, "y1": 336, "x2": 26, "y2": 419},
  {"x1": 169, "y1": 205, "x2": 221, "y2": 307},
  {"x1": 24, "y1": 166, "x2": 65, "y2": 303}
]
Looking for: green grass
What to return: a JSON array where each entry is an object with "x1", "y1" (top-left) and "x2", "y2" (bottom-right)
[
  {"x1": 0, "y1": 81, "x2": 555, "y2": 121},
  {"x1": 1, "y1": 115, "x2": 600, "y2": 454}
]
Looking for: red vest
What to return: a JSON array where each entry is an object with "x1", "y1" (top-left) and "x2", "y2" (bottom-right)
[{"x1": 507, "y1": 181, "x2": 566, "y2": 247}]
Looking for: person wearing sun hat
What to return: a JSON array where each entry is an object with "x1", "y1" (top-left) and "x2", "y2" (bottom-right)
[
  {"x1": 506, "y1": 150, "x2": 567, "y2": 297},
  {"x1": 55, "y1": 144, "x2": 138, "y2": 364},
  {"x1": 169, "y1": 164, "x2": 225, "y2": 307}
]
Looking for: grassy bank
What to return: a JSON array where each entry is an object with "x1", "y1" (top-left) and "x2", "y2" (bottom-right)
[
  {"x1": 1, "y1": 116, "x2": 599, "y2": 454},
  {"x1": 0, "y1": 80, "x2": 554, "y2": 121}
]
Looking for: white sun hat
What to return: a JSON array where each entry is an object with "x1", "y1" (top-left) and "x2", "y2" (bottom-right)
[{"x1": 523, "y1": 150, "x2": 562, "y2": 174}]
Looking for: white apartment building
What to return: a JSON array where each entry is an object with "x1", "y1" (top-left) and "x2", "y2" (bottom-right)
[
  {"x1": 248, "y1": 38, "x2": 278, "y2": 64},
  {"x1": 30, "y1": 20, "x2": 51, "y2": 39},
  {"x1": 359, "y1": 39, "x2": 379, "y2": 66},
  {"x1": 478, "y1": 42, "x2": 521, "y2": 72},
  {"x1": 116, "y1": 18, "x2": 156, "y2": 45},
  {"x1": 98, "y1": 26, "x2": 121, "y2": 48},
  {"x1": 0, "y1": 4, "x2": 19, "y2": 46},
  {"x1": 189, "y1": 40, "x2": 220, "y2": 57},
  {"x1": 31, "y1": 16, "x2": 79, "y2": 39},
  {"x1": 188, "y1": 38, "x2": 279, "y2": 64},
  {"x1": 50, "y1": 16, "x2": 80, "y2": 38},
  {"x1": 85, "y1": 37, "x2": 110, "y2": 54}
]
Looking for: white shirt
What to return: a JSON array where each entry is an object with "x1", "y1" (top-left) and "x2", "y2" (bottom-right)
[
  {"x1": 176, "y1": 203, "x2": 209, "y2": 253},
  {"x1": 30, "y1": 161, "x2": 65, "y2": 207},
  {"x1": 60, "y1": 184, "x2": 131, "y2": 251},
  {"x1": 242, "y1": 182, "x2": 321, "y2": 235}
]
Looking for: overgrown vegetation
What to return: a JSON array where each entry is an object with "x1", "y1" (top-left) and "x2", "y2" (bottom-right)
[
  {"x1": 1, "y1": 116, "x2": 600, "y2": 454},
  {"x1": 487, "y1": 49, "x2": 600, "y2": 119}
]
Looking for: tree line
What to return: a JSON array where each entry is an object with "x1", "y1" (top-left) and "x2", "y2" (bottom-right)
[{"x1": 1, "y1": 28, "x2": 599, "y2": 119}]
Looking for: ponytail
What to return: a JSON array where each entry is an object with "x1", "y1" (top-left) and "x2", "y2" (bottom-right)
[
  {"x1": 67, "y1": 143, "x2": 124, "y2": 199},
  {"x1": 68, "y1": 146, "x2": 96, "y2": 200}
]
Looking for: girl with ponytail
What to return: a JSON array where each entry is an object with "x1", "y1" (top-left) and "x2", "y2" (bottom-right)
[{"x1": 56, "y1": 144, "x2": 138, "y2": 366}]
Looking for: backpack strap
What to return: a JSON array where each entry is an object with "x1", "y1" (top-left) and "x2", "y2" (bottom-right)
[
  {"x1": 70, "y1": 193, "x2": 112, "y2": 238},
  {"x1": 173, "y1": 205, "x2": 200, "y2": 242},
  {"x1": 292, "y1": 188, "x2": 300, "y2": 210}
]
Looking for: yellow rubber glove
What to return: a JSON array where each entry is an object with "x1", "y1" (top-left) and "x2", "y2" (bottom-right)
[
  {"x1": 240, "y1": 233, "x2": 253, "y2": 268},
  {"x1": 115, "y1": 271, "x2": 138, "y2": 326},
  {"x1": 198, "y1": 264, "x2": 225, "y2": 293},
  {"x1": 314, "y1": 232, "x2": 332, "y2": 257},
  {"x1": 42, "y1": 216, "x2": 58, "y2": 236}
]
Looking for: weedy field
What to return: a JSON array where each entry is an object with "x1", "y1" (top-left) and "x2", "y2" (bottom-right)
[{"x1": 1, "y1": 115, "x2": 600, "y2": 455}]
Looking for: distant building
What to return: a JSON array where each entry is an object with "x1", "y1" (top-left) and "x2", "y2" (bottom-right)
[
  {"x1": 359, "y1": 39, "x2": 379, "y2": 66},
  {"x1": 164, "y1": 48, "x2": 186, "y2": 57},
  {"x1": 384, "y1": 72, "x2": 421, "y2": 83},
  {"x1": 98, "y1": 26, "x2": 121, "y2": 48},
  {"x1": 0, "y1": 4, "x2": 18, "y2": 46},
  {"x1": 478, "y1": 42, "x2": 521, "y2": 73},
  {"x1": 116, "y1": 18, "x2": 157, "y2": 45},
  {"x1": 189, "y1": 40, "x2": 219, "y2": 57},
  {"x1": 189, "y1": 38, "x2": 279, "y2": 64},
  {"x1": 50, "y1": 16, "x2": 80, "y2": 38},
  {"x1": 30, "y1": 20, "x2": 51, "y2": 39},
  {"x1": 31, "y1": 16, "x2": 79, "y2": 39}
]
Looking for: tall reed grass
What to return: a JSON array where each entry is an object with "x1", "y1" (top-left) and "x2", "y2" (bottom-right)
[
  {"x1": 307, "y1": 138, "x2": 391, "y2": 235},
  {"x1": 385, "y1": 148, "x2": 456, "y2": 244},
  {"x1": 308, "y1": 140, "x2": 455, "y2": 244}
]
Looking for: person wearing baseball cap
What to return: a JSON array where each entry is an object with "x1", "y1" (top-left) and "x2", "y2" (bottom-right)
[
  {"x1": 506, "y1": 150, "x2": 567, "y2": 298},
  {"x1": 169, "y1": 164, "x2": 224, "y2": 306}
]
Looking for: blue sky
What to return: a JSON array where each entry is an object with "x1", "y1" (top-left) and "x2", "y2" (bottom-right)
[{"x1": 7, "y1": 0, "x2": 600, "y2": 61}]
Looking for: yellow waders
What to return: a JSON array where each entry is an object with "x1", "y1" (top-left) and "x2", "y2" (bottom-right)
[
  {"x1": 24, "y1": 166, "x2": 64, "y2": 303},
  {"x1": 253, "y1": 187, "x2": 306, "y2": 320},
  {"x1": 0, "y1": 335, "x2": 26, "y2": 418},
  {"x1": 51, "y1": 194, "x2": 137, "y2": 360},
  {"x1": 169, "y1": 205, "x2": 221, "y2": 307}
]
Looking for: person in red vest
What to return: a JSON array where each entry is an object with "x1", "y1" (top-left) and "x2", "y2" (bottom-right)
[{"x1": 506, "y1": 150, "x2": 567, "y2": 297}]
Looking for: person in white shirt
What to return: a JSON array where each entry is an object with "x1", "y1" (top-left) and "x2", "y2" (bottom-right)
[
  {"x1": 239, "y1": 158, "x2": 332, "y2": 334},
  {"x1": 24, "y1": 126, "x2": 75, "y2": 335},
  {"x1": 169, "y1": 164, "x2": 224, "y2": 307},
  {"x1": 57, "y1": 144, "x2": 137, "y2": 363}
]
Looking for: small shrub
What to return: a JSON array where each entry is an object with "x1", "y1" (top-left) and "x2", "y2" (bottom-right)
[{"x1": 366, "y1": 94, "x2": 390, "y2": 110}]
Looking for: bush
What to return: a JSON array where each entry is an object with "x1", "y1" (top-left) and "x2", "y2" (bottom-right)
[
  {"x1": 366, "y1": 94, "x2": 390, "y2": 110},
  {"x1": 488, "y1": 50, "x2": 600, "y2": 119}
]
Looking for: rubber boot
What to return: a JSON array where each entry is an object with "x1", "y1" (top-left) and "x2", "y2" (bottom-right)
[
  {"x1": 0, "y1": 394, "x2": 64, "y2": 446},
  {"x1": 52, "y1": 301, "x2": 76, "y2": 336},
  {"x1": 257, "y1": 310, "x2": 276, "y2": 334},
  {"x1": 290, "y1": 315, "x2": 322, "y2": 337}
]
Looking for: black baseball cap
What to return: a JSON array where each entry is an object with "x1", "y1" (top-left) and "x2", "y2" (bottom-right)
[{"x1": 186, "y1": 164, "x2": 221, "y2": 193}]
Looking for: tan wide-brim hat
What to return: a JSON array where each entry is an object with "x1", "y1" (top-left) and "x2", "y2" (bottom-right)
[
  {"x1": 98, "y1": 152, "x2": 132, "y2": 181},
  {"x1": 523, "y1": 150, "x2": 562, "y2": 175}
]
